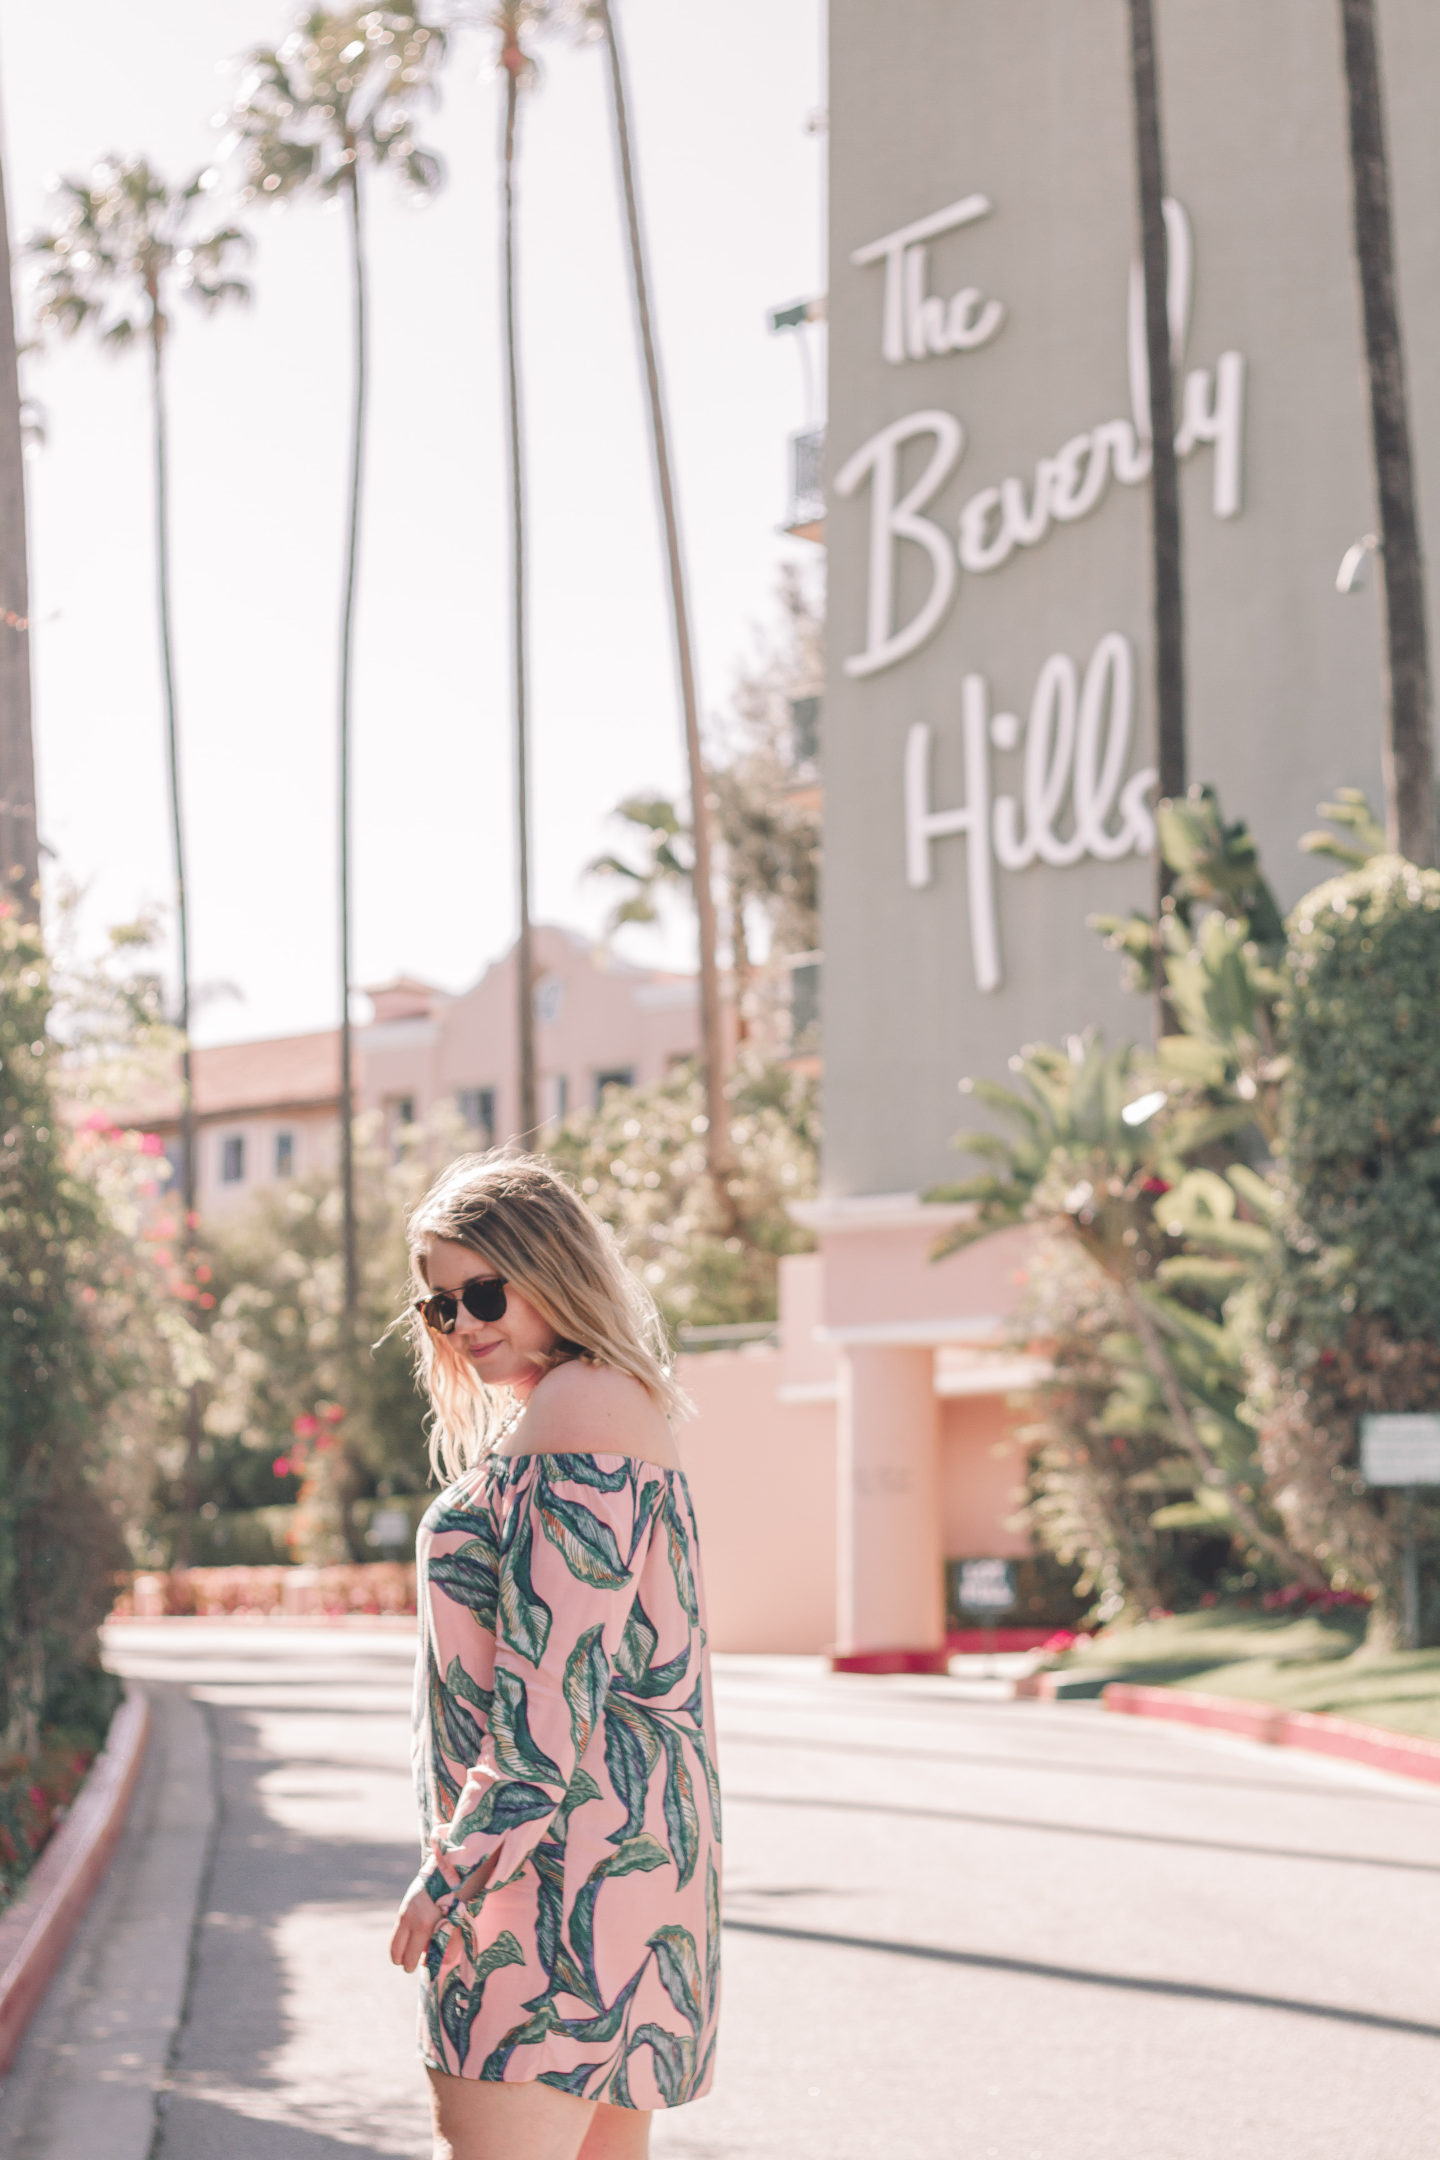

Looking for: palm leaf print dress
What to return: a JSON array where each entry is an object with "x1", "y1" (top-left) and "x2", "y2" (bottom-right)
[{"x1": 412, "y1": 1450, "x2": 721, "y2": 2108}]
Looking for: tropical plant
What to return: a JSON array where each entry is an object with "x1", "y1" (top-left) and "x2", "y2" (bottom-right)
[
  {"x1": 229, "y1": 3, "x2": 446, "y2": 1346},
  {"x1": 578, "y1": 0, "x2": 730, "y2": 1175},
  {"x1": 482, "y1": 2, "x2": 555, "y2": 1143},
  {"x1": 1247, "y1": 854, "x2": 1440, "y2": 1642},
  {"x1": 27, "y1": 159, "x2": 249, "y2": 1560},
  {"x1": 1337, "y1": 0, "x2": 1436, "y2": 867},
  {"x1": 930, "y1": 790, "x2": 1328, "y2": 1615},
  {"x1": 545, "y1": 1059, "x2": 817, "y2": 1337},
  {"x1": 1124, "y1": 0, "x2": 1186, "y2": 974},
  {"x1": 589, "y1": 571, "x2": 822, "y2": 1052},
  {"x1": 0, "y1": 131, "x2": 35, "y2": 923},
  {"x1": 27, "y1": 156, "x2": 250, "y2": 1238}
]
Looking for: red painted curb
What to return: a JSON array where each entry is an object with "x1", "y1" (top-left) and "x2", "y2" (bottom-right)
[
  {"x1": 946, "y1": 1627, "x2": 1059, "y2": 1655},
  {"x1": 1104, "y1": 1684, "x2": 1284, "y2": 1744},
  {"x1": 828, "y1": 1647, "x2": 952, "y2": 1676},
  {"x1": 1102, "y1": 1682, "x2": 1440, "y2": 1788},
  {"x1": 1275, "y1": 1707, "x2": 1440, "y2": 1788},
  {"x1": 0, "y1": 1685, "x2": 150, "y2": 2079}
]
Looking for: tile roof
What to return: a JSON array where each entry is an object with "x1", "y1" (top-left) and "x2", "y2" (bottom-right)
[{"x1": 114, "y1": 1029, "x2": 342, "y2": 1126}]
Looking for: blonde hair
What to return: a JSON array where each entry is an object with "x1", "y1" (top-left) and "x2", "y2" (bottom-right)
[{"x1": 404, "y1": 1150, "x2": 689, "y2": 1484}]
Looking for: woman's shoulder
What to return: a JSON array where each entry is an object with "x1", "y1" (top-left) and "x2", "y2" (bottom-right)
[{"x1": 503, "y1": 1358, "x2": 681, "y2": 1469}]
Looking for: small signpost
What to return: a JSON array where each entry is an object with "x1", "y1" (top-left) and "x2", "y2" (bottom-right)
[
  {"x1": 954, "y1": 1557, "x2": 1017, "y2": 1671},
  {"x1": 1359, "y1": 1415, "x2": 1440, "y2": 1650}
]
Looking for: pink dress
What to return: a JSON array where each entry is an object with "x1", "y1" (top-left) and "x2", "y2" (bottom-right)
[{"x1": 412, "y1": 1449, "x2": 721, "y2": 2107}]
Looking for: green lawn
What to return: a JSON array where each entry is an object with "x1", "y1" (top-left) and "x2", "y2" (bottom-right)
[{"x1": 1058, "y1": 1609, "x2": 1440, "y2": 1742}]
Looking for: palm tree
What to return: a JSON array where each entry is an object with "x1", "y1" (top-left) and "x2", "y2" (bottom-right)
[
  {"x1": 1337, "y1": 0, "x2": 1436, "y2": 867},
  {"x1": 487, "y1": 2, "x2": 553, "y2": 1143},
  {"x1": 0, "y1": 138, "x2": 36, "y2": 925},
  {"x1": 1125, "y1": 0, "x2": 1185, "y2": 947},
  {"x1": 28, "y1": 157, "x2": 250, "y2": 1230},
  {"x1": 589, "y1": 0, "x2": 730, "y2": 1178},
  {"x1": 230, "y1": 5, "x2": 445, "y2": 1322}
]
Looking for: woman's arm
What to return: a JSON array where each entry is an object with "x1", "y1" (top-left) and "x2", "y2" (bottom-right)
[{"x1": 391, "y1": 1447, "x2": 652, "y2": 1972}]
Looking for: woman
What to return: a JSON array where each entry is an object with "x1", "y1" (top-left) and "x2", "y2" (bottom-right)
[{"x1": 389, "y1": 1154, "x2": 721, "y2": 2160}]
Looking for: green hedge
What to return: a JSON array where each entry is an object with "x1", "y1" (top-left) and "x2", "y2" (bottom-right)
[
  {"x1": 1251, "y1": 857, "x2": 1440, "y2": 1639},
  {"x1": 0, "y1": 911, "x2": 126, "y2": 1750}
]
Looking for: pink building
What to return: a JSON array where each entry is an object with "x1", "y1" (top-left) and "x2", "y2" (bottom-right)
[
  {"x1": 127, "y1": 926, "x2": 701, "y2": 1217},
  {"x1": 359, "y1": 925, "x2": 702, "y2": 1146}
]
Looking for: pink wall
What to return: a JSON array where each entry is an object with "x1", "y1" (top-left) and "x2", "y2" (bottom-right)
[
  {"x1": 676, "y1": 1346, "x2": 836, "y2": 1654},
  {"x1": 819, "y1": 1218, "x2": 1034, "y2": 1331},
  {"x1": 938, "y1": 1395, "x2": 1031, "y2": 1558}
]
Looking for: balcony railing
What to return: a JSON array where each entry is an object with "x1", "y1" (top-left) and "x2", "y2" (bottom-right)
[{"x1": 786, "y1": 426, "x2": 825, "y2": 536}]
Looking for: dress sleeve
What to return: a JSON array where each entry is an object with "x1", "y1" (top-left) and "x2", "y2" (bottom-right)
[{"x1": 422, "y1": 1452, "x2": 649, "y2": 1915}]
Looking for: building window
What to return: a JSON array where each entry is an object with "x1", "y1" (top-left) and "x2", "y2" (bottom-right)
[
  {"x1": 790, "y1": 694, "x2": 821, "y2": 767},
  {"x1": 393, "y1": 1096, "x2": 415, "y2": 1125},
  {"x1": 790, "y1": 957, "x2": 821, "y2": 1050},
  {"x1": 787, "y1": 425, "x2": 825, "y2": 530},
  {"x1": 275, "y1": 1130, "x2": 295, "y2": 1178},
  {"x1": 594, "y1": 1067, "x2": 635, "y2": 1106},
  {"x1": 220, "y1": 1133, "x2": 245, "y2": 1185},
  {"x1": 163, "y1": 1139, "x2": 185, "y2": 1193},
  {"x1": 534, "y1": 974, "x2": 564, "y2": 1025},
  {"x1": 459, "y1": 1087, "x2": 496, "y2": 1143},
  {"x1": 552, "y1": 1072, "x2": 569, "y2": 1123}
]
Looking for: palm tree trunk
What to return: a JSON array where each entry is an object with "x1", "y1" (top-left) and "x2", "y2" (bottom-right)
[
  {"x1": 1339, "y1": 0, "x2": 1436, "y2": 867},
  {"x1": 338, "y1": 159, "x2": 366, "y2": 1324},
  {"x1": 597, "y1": 0, "x2": 730, "y2": 1178},
  {"x1": 501, "y1": 56, "x2": 537, "y2": 1142},
  {"x1": 149, "y1": 301, "x2": 203, "y2": 1567},
  {"x1": 0, "y1": 142, "x2": 36, "y2": 923},
  {"x1": 1126, "y1": 0, "x2": 1186, "y2": 1036}
]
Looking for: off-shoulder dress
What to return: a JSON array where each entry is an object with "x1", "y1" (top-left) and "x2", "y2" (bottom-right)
[{"x1": 411, "y1": 1448, "x2": 721, "y2": 2109}]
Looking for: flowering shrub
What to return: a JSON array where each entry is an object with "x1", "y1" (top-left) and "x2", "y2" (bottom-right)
[
  {"x1": 111, "y1": 1561, "x2": 417, "y2": 1618},
  {"x1": 546, "y1": 1060, "x2": 818, "y2": 1335},
  {"x1": 0, "y1": 1734, "x2": 96, "y2": 1911},
  {"x1": 1261, "y1": 1582, "x2": 1371, "y2": 1615}
]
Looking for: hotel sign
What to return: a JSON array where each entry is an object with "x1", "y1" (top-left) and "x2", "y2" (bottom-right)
[
  {"x1": 837, "y1": 194, "x2": 1243, "y2": 993},
  {"x1": 823, "y1": 0, "x2": 1436, "y2": 1200}
]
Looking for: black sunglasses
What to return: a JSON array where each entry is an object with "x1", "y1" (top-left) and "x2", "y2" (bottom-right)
[{"x1": 414, "y1": 1275, "x2": 508, "y2": 1335}]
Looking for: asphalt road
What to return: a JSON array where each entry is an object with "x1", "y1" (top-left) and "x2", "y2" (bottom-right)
[{"x1": 5, "y1": 1626, "x2": 1438, "y2": 2159}]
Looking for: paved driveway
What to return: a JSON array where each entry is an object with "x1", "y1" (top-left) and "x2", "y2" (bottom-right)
[{"x1": 3, "y1": 1627, "x2": 1438, "y2": 2159}]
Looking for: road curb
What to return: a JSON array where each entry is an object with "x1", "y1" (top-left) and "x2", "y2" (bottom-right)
[
  {"x1": 0, "y1": 1683, "x2": 150, "y2": 2078},
  {"x1": 107, "y1": 1611, "x2": 418, "y2": 1630},
  {"x1": 1102, "y1": 1682, "x2": 1440, "y2": 1787}
]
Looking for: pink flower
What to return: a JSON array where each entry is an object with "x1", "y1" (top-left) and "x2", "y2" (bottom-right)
[
  {"x1": 139, "y1": 1133, "x2": 164, "y2": 1157},
  {"x1": 272, "y1": 1456, "x2": 292, "y2": 1478},
  {"x1": 322, "y1": 1402, "x2": 345, "y2": 1425},
  {"x1": 293, "y1": 1414, "x2": 320, "y2": 1439}
]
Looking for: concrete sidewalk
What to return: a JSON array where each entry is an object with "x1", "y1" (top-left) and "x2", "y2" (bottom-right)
[
  {"x1": 3, "y1": 1629, "x2": 1440, "y2": 2159},
  {"x1": 0, "y1": 1682, "x2": 212, "y2": 2159}
]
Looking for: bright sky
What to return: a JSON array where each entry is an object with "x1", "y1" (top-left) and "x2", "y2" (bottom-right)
[{"x1": 0, "y1": 0, "x2": 825, "y2": 1044}]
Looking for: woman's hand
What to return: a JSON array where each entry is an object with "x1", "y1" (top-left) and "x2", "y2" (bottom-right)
[{"x1": 389, "y1": 1873, "x2": 443, "y2": 1973}]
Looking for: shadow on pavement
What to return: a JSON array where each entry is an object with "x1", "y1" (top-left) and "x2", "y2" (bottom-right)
[
  {"x1": 156, "y1": 1701, "x2": 423, "y2": 2160},
  {"x1": 723, "y1": 1918, "x2": 1440, "y2": 2042},
  {"x1": 723, "y1": 1786, "x2": 1440, "y2": 1874},
  {"x1": 721, "y1": 1727, "x2": 1440, "y2": 1804}
]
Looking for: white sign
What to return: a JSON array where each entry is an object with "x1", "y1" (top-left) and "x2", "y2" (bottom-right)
[
  {"x1": 1360, "y1": 1415, "x2": 1440, "y2": 1488},
  {"x1": 955, "y1": 1557, "x2": 1017, "y2": 1614},
  {"x1": 838, "y1": 197, "x2": 1245, "y2": 679},
  {"x1": 849, "y1": 193, "x2": 1006, "y2": 365},
  {"x1": 906, "y1": 630, "x2": 1155, "y2": 991}
]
